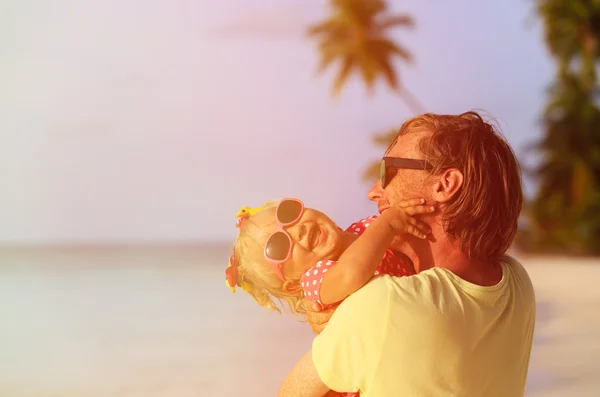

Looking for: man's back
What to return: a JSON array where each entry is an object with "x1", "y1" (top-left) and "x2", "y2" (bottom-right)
[{"x1": 312, "y1": 256, "x2": 536, "y2": 397}]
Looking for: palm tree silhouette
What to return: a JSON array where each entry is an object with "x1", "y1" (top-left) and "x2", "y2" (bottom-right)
[
  {"x1": 308, "y1": 0, "x2": 424, "y2": 182},
  {"x1": 308, "y1": 0, "x2": 423, "y2": 114},
  {"x1": 520, "y1": 0, "x2": 600, "y2": 254}
]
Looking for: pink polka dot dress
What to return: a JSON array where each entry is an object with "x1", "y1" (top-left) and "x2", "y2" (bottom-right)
[
  {"x1": 301, "y1": 215, "x2": 414, "y2": 311},
  {"x1": 301, "y1": 216, "x2": 414, "y2": 397}
]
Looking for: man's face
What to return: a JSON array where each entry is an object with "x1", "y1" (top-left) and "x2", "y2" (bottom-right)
[{"x1": 368, "y1": 130, "x2": 434, "y2": 212}]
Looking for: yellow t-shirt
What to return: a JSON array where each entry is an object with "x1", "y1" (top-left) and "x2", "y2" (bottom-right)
[{"x1": 312, "y1": 255, "x2": 536, "y2": 397}]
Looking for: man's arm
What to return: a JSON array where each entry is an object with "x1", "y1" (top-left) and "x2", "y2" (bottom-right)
[
  {"x1": 285, "y1": 278, "x2": 391, "y2": 397},
  {"x1": 278, "y1": 349, "x2": 331, "y2": 397}
]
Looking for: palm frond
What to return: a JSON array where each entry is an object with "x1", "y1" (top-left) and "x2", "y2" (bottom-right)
[
  {"x1": 307, "y1": 19, "x2": 339, "y2": 36},
  {"x1": 377, "y1": 15, "x2": 415, "y2": 29},
  {"x1": 369, "y1": 38, "x2": 413, "y2": 63},
  {"x1": 307, "y1": 0, "x2": 418, "y2": 105},
  {"x1": 333, "y1": 56, "x2": 355, "y2": 96}
]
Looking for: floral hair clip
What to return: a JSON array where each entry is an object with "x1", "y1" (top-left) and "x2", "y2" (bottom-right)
[
  {"x1": 235, "y1": 205, "x2": 262, "y2": 228},
  {"x1": 225, "y1": 249, "x2": 250, "y2": 294},
  {"x1": 227, "y1": 205, "x2": 263, "y2": 293},
  {"x1": 225, "y1": 252, "x2": 239, "y2": 293}
]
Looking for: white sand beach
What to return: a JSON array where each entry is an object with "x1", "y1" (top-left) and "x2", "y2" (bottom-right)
[
  {"x1": 0, "y1": 246, "x2": 598, "y2": 397},
  {"x1": 518, "y1": 255, "x2": 600, "y2": 397}
]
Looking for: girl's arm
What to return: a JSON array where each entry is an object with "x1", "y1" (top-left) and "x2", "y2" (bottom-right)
[{"x1": 318, "y1": 200, "x2": 432, "y2": 306}]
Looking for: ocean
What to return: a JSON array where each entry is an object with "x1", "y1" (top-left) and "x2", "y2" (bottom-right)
[{"x1": 0, "y1": 245, "x2": 598, "y2": 397}]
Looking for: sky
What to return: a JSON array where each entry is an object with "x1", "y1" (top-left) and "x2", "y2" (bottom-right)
[{"x1": 1, "y1": 0, "x2": 554, "y2": 244}]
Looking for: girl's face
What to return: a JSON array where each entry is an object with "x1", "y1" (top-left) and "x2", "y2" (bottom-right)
[{"x1": 247, "y1": 206, "x2": 345, "y2": 280}]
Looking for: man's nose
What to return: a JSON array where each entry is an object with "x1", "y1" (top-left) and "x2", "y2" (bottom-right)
[{"x1": 368, "y1": 180, "x2": 384, "y2": 202}]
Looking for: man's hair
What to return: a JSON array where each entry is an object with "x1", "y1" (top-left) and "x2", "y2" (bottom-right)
[{"x1": 391, "y1": 111, "x2": 523, "y2": 261}]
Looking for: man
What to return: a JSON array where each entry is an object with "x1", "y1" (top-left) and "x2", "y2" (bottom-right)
[{"x1": 278, "y1": 112, "x2": 536, "y2": 397}]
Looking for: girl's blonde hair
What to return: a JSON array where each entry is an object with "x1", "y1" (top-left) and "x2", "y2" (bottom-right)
[{"x1": 230, "y1": 200, "x2": 306, "y2": 315}]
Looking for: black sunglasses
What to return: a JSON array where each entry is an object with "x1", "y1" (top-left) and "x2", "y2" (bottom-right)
[{"x1": 380, "y1": 157, "x2": 434, "y2": 188}]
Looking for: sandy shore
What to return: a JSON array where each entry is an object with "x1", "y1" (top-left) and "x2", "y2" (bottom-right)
[
  {"x1": 519, "y1": 256, "x2": 600, "y2": 396},
  {"x1": 0, "y1": 247, "x2": 598, "y2": 396}
]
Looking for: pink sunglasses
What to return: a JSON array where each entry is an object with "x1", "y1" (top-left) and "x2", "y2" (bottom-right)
[{"x1": 264, "y1": 198, "x2": 305, "y2": 282}]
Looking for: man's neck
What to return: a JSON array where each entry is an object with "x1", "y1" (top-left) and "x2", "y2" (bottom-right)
[{"x1": 401, "y1": 236, "x2": 503, "y2": 287}]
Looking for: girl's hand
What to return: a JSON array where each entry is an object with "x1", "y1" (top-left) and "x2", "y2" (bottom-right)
[
  {"x1": 304, "y1": 299, "x2": 339, "y2": 335},
  {"x1": 383, "y1": 198, "x2": 435, "y2": 239}
]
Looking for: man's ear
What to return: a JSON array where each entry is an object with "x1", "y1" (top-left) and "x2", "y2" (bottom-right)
[
  {"x1": 282, "y1": 280, "x2": 303, "y2": 294},
  {"x1": 432, "y1": 168, "x2": 463, "y2": 203}
]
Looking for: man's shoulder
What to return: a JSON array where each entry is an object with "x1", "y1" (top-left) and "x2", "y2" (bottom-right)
[
  {"x1": 334, "y1": 275, "x2": 423, "y2": 316},
  {"x1": 315, "y1": 278, "x2": 392, "y2": 349},
  {"x1": 344, "y1": 273, "x2": 435, "y2": 301},
  {"x1": 340, "y1": 276, "x2": 391, "y2": 307},
  {"x1": 501, "y1": 255, "x2": 531, "y2": 281},
  {"x1": 327, "y1": 277, "x2": 392, "y2": 324},
  {"x1": 500, "y1": 255, "x2": 536, "y2": 300}
]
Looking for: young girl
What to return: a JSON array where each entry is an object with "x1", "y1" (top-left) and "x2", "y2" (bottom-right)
[{"x1": 225, "y1": 198, "x2": 433, "y2": 396}]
